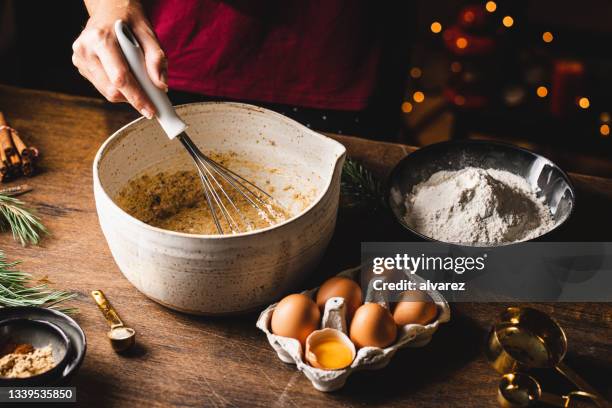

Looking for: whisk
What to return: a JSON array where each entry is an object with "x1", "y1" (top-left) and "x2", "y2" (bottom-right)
[{"x1": 115, "y1": 21, "x2": 281, "y2": 234}]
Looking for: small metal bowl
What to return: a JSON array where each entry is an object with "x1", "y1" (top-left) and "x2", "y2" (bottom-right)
[
  {"x1": 0, "y1": 318, "x2": 71, "y2": 386},
  {"x1": 387, "y1": 140, "x2": 576, "y2": 246}
]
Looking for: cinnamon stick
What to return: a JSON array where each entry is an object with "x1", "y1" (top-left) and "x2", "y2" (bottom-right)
[
  {"x1": 0, "y1": 143, "x2": 11, "y2": 183},
  {"x1": 0, "y1": 162, "x2": 10, "y2": 183},
  {"x1": 0, "y1": 112, "x2": 40, "y2": 181},
  {"x1": 0, "y1": 145, "x2": 7, "y2": 167},
  {"x1": 0, "y1": 112, "x2": 21, "y2": 175},
  {"x1": 10, "y1": 130, "x2": 36, "y2": 176},
  {"x1": 0, "y1": 112, "x2": 13, "y2": 161},
  {"x1": 11, "y1": 129, "x2": 27, "y2": 156}
]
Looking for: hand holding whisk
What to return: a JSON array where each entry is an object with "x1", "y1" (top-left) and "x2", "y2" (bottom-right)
[{"x1": 114, "y1": 20, "x2": 285, "y2": 234}]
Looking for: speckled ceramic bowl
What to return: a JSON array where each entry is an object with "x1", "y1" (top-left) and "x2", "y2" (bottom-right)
[{"x1": 93, "y1": 102, "x2": 346, "y2": 314}]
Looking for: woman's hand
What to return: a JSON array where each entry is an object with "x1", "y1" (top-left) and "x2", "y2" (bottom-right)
[{"x1": 72, "y1": 0, "x2": 167, "y2": 118}]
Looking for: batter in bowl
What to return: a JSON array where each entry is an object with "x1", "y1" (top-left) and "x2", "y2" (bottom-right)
[{"x1": 115, "y1": 168, "x2": 289, "y2": 235}]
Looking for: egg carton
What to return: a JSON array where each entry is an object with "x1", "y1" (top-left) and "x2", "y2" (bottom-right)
[{"x1": 256, "y1": 265, "x2": 451, "y2": 392}]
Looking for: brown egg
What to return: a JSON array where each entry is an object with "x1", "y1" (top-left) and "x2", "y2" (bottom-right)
[
  {"x1": 392, "y1": 291, "x2": 437, "y2": 326},
  {"x1": 349, "y1": 303, "x2": 397, "y2": 349},
  {"x1": 315, "y1": 277, "x2": 362, "y2": 321},
  {"x1": 271, "y1": 294, "x2": 320, "y2": 345}
]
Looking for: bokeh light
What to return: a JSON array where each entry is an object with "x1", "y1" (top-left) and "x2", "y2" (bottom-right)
[
  {"x1": 450, "y1": 61, "x2": 462, "y2": 73},
  {"x1": 536, "y1": 86, "x2": 548, "y2": 98},
  {"x1": 410, "y1": 67, "x2": 422, "y2": 79},
  {"x1": 401, "y1": 102, "x2": 413, "y2": 113},
  {"x1": 430, "y1": 22, "x2": 442, "y2": 34},
  {"x1": 485, "y1": 1, "x2": 497, "y2": 12},
  {"x1": 578, "y1": 97, "x2": 590, "y2": 109},
  {"x1": 601, "y1": 124, "x2": 610, "y2": 137},
  {"x1": 456, "y1": 37, "x2": 469, "y2": 49},
  {"x1": 463, "y1": 11, "x2": 475, "y2": 24},
  {"x1": 542, "y1": 32, "x2": 554, "y2": 43},
  {"x1": 413, "y1": 91, "x2": 425, "y2": 103},
  {"x1": 502, "y1": 16, "x2": 514, "y2": 27}
]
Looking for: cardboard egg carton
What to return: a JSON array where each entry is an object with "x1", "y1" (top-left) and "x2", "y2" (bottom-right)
[{"x1": 256, "y1": 266, "x2": 451, "y2": 392}]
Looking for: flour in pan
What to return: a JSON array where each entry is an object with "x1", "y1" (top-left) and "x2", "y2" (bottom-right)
[{"x1": 403, "y1": 167, "x2": 554, "y2": 245}]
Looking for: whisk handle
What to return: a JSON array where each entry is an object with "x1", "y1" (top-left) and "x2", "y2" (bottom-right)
[{"x1": 114, "y1": 20, "x2": 186, "y2": 139}]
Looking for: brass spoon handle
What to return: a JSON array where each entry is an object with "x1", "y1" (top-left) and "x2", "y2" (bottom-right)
[
  {"x1": 556, "y1": 362, "x2": 610, "y2": 408},
  {"x1": 91, "y1": 290, "x2": 125, "y2": 329}
]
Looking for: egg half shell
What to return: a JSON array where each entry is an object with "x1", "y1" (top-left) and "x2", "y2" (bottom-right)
[{"x1": 305, "y1": 328, "x2": 356, "y2": 370}]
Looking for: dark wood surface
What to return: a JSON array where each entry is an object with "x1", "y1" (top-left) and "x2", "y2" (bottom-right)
[{"x1": 0, "y1": 85, "x2": 610, "y2": 407}]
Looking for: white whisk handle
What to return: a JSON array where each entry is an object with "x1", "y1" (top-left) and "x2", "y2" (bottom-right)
[{"x1": 114, "y1": 20, "x2": 186, "y2": 139}]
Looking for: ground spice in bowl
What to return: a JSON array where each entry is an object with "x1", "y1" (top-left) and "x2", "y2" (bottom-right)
[{"x1": 0, "y1": 343, "x2": 55, "y2": 379}]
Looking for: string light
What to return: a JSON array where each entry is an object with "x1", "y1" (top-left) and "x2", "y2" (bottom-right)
[
  {"x1": 401, "y1": 101, "x2": 413, "y2": 113},
  {"x1": 485, "y1": 1, "x2": 497, "y2": 12},
  {"x1": 410, "y1": 67, "x2": 422, "y2": 79},
  {"x1": 502, "y1": 16, "x2": 514, "y2": 27},
  {"x1": 600, "y1": 112, "x2": 610, "y2": 122},
  {"x1": 450, "y1": 61, "x2": 462, "y2": 73},
  {"x1": 456, "y1": 37, "x2": 469, "y2": 49},
  {"x1": 536, "y1": 86, "x2": 548, "y2": 98},
  {"x1": 413, "y1": 91, "x2": 425, "y2": 103},
  {"x1": 578, "y1": 97, "x2": 590, "y2": 109},
  {"x1": 542, "y1": 32, "x2": 554, "y2": 43},
  {"x1": 463, "y1": 11, "x2": 475, "y2": 23},
  {"x1": 430, "y1": 22, "x2": 442, "y2": 34},
  {"x1": 601, "y1": 124, "x2": 610, "y2": 137}
]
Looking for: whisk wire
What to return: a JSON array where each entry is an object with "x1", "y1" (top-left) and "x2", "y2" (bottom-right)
[
  {"x1": 177, "y1": 134, "x2": 279, "y2": 234},
  {"x1": 201, "y1": 155, "x2": 274, "y2": 201},
  {"x1": 196, "y1": 167, "x2": 224, "y2": 234},
  {"x1": 203, "y1": 159, "x2": 268, "y2": 213},
  {"x1": 195, "y1": 155, "x2": 249, "y2": 233},
  {"x1": 198, "y1": 166, "x2": 239, "y2": 233}
]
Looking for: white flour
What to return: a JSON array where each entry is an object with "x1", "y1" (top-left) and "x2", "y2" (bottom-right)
[{"x1": 403, "y1": 167, "x2": 554, "y2": 245}]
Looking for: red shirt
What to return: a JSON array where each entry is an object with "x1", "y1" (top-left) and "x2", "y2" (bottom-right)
[{"x1": 148, "y1": 1, "x2": 386, "y2": 111}]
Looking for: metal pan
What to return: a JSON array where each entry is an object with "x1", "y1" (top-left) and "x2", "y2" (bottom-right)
[{"x1": 387, "y1": 140, "x2": 575, "y2": 246}]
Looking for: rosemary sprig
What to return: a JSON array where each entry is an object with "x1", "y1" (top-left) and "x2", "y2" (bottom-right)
[
  {"x1": 341, "y1": 158, "x2": 386, "y2": 211},
  {"x1": 0, "y1": 251, "x2": 77, "y2": 314},
  {"x1": 0, "y1": 193, "x2": 47, "y2": 246}
]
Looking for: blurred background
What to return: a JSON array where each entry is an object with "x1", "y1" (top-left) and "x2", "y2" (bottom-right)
[{"x1": 1, "y1": 0, "x2": 611, "y2": 177}]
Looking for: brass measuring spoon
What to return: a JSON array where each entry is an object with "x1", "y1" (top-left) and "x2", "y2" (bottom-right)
[
  {"x1": 498, "y1": 373, "x2": 600, "y2": 408},
  {"x1": 91, "y1": 290, "x2": 136, "y2": 352},
  {"x1": 487, "y1": 307, "x2": 610, "y2": 408}
]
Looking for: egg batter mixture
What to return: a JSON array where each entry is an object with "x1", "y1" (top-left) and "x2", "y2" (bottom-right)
[{"x1": 115, "y1": 169, "x2": 289, "y2": 235}]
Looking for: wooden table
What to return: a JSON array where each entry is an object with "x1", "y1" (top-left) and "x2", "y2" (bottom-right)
[{"x1": 0, "y1": 85, "x2": 610, "y2": 407}]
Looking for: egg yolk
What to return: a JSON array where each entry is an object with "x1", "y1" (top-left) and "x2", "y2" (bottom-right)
[{"x1": 310, "y1": 339, "x2": 353, "y2": 370}]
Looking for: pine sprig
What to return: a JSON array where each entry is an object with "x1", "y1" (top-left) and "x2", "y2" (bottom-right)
[
  {"x1": 0, "y1": 194, "x2": 47, "y2": 246},
  {"x1": 0, "y1": 251, "x2": 76, "y2": 313},
  {"x1": 341, "y1": 158, "x2": 386, "y2": 211}
]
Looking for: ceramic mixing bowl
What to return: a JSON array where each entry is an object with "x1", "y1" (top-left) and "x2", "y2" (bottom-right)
[{"x1": 93, "y1": 102, "x2": 346, "y2": 314}]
